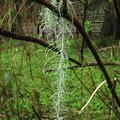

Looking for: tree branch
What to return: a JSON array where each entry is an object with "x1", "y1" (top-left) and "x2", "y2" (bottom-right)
[
  {"x1": 43, "y1": 62, "x2": 119, "y2": 73},
  {"x1": 0, "y1": 28, "x2": 56, "y2": 51},
  {"x1": 0, "y1": 27, "x2": 83, "y2": 67}
]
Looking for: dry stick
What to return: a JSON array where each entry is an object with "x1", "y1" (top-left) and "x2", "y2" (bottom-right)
[
  {"x1": 0, "y1": 114, "x2": 4, "y2": 118},
  {"x1": 79, "y1": 80, "x2": 106, "y2": 114},
  {"x1": 32, "y1": 0, "x2": 120, "y2": 106}
]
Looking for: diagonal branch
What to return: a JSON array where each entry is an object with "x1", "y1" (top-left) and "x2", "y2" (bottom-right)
[
  {"x1": 0, "y1": 27, "x2": 82, "y2": 67},
  {"x1": 32, "y1": 0, "x2": 120, "y2": 106},
  {"x1": 0, "y1": 28, "x2": 56, "y2": 51}
]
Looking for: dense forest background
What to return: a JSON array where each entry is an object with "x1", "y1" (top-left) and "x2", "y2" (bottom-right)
[{"x1": 0, "y1": 0, "x2": 120, "y2": 120}]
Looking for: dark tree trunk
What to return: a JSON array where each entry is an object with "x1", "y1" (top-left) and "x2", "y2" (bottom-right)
[
  {"x1": 114, "y1": 18, "x2": 120, "y2": 40},
  {"x1": 101, "y1": 3, "x2": 115, "y2": 37},
  {"x1": 114, "y1": 0, "x2": 120, "y2": 40},
  {"x1": 101, "y1": 1, "x2": 120, "y2": 40}
]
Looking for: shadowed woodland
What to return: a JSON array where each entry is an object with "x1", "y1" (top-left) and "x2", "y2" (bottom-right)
[{"x1": 0, "y1": 0, "x2": 120, "y2": 120}]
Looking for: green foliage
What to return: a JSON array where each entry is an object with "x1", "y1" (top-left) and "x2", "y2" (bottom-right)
[
  {"x1": 0, "y1": 0, "x2": 120, "y2": 119},
  {"x1": 85, "y1": 20, "x2": 93, "y2": 33},
  {"x1": 0, "y1": 36, "x2": 120, "y2": 119}
]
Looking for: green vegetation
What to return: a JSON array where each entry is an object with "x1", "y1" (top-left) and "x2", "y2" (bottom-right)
[
  {"x1": 0, "y1": 37, "x2": 120, "y2": 119},
  {"x1": 0, "y1": 0, "x2": 120, "y2": 119}
]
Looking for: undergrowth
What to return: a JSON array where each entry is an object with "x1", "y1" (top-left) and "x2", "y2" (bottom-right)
[{"x1": 0, "y1": 38, "x2": 120, "y2": 119}]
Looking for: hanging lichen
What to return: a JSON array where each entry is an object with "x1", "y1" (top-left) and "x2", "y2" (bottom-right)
[{"x1": 39, "y1": 1, "x2": 73, "y2": 119}]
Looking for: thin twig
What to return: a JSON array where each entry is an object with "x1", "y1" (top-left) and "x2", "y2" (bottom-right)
[
  {"x1": 11, "y1": 2, "x2": 25, "y2": 26},
  {"x1": 32, "y1": 106, "x2": 41, "y2": 120}
]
